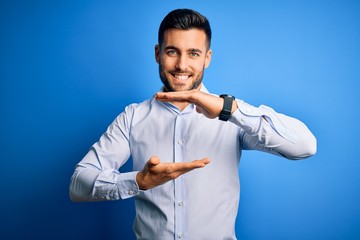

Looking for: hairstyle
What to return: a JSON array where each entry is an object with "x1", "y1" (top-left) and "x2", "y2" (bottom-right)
[{"x1": 158, "y1": 9, "x2": 212, "y2": 49}]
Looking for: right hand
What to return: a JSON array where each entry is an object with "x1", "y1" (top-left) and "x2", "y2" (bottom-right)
[{"x1": 136, "y1": 156, "x2": 211, "y2": 190}]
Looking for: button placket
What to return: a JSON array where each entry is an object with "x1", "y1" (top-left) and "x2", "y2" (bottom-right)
[{"x1": 174, "y1": 114, "x2": 185, "y2": 239}]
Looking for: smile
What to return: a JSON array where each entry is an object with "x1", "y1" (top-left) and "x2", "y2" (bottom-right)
[{"x1": 172, "y1": 74, "x2": 191, "y2": 80}]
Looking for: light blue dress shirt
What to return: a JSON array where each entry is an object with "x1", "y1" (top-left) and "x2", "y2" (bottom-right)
[{"x1": 70, "y1": 85, "x2": 316, "y2": 240}]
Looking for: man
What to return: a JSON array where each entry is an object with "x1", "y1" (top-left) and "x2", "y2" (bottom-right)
[{"x1": 70, "y1": 9, "x2": 316, "y2": 240}]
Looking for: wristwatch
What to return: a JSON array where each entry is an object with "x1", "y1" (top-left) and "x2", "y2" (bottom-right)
[{"x1": 219, "y1": 94, "x2": 235, "y2": 121}]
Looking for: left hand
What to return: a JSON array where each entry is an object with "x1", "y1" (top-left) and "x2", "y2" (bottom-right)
[
  {"x1": 155, "y1": 90, "x2": 237, "y2": 119},
  {"x1": 136, "y1": 156, "x2": 211, "y2": 190}
]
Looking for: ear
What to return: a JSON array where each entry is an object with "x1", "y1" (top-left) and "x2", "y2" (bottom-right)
[
  {"x1": 155, "y1": 44, "x2": 160, "y2": 64},
  {"x1": 204, "y1": 49, "x2": 212, "y2": 69}
]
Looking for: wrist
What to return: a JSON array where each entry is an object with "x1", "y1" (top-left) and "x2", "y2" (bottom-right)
[{"x1": 136, "y1": 172, "x2": 148, "y2": 190}]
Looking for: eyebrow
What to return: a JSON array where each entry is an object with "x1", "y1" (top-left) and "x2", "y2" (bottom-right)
[
  {"x1": 188, "y1": 48, "x2": 203, "y2": 54},
  {"x1": 164, "y1": 46, "x2": 179, "y2": 51}
]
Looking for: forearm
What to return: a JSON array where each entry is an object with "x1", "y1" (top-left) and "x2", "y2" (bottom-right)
[
  {"x1": 69, "y1": 166, "x2": 99, "y2": 202},
  {"x1": 69, "y1": 164, "x2": 140, "y2": 202},
  {"x1": 69, "y1": 107, "x2": 141, "y2": 201},
  {"x1": 231, "y1": 100, "x2": 317, "y2": 159}
]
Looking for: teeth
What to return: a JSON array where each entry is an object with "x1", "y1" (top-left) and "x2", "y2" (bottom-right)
[{"x1": 174, "y1": 75, "x2": 189, "y2": 80}]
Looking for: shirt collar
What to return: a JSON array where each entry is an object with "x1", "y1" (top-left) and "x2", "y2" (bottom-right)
[{"x1": 156, "y1": 83, "x2": 209, "y2": 114}]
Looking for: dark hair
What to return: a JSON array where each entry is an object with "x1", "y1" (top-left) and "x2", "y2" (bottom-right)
[{"x1": 158, "y1": 9, "x2": 212, "y2": 49}]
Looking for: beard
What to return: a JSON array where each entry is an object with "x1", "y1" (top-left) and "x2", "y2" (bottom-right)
[{"x1": 158, "y1": 63, "x2": 204, "y2": 92}]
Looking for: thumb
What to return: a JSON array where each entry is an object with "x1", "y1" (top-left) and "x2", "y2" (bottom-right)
[
  {"x1": 195, "y1": 106, "x2": 204, "y2": 114},
  {"x1": 147, "y1": 156, "x2": 160, "y2": 168},
  {"x1": 196, "y1": 106, "x2": 212, "y2": 118}
]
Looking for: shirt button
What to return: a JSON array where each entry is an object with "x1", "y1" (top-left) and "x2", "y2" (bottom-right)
[
  {"x1": 178, "y1": 139, "x2": 183, "y2": 145},
  {"x1": 178, "y1": 201, "x2": 183, "y2": 207},
  {"x1": 178, "y1": 233, "x2": 183, "y2": 239},
  {"x1": 128, "y1": 190, "x2": 134, "y2": 195}
]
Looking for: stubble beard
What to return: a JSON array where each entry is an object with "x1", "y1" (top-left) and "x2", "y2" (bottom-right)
[{"x1": 159, "y1": 63, "x2": 204, "y2": 92}]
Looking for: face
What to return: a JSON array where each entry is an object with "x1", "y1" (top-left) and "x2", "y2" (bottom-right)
[{"x1": 155, "y1": 28, "x2": 212, "y2": 92}]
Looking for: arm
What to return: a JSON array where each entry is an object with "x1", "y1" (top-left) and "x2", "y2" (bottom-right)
[
  {"x1": 69, "y1": 105, "x2": 211, "y2": 202},
  {"x1": 231, "y1": 100, "x2": 316, "y2": 159},
  {"x1": 156, "y1": 90, "x2": 317, "y2": 160},
  {"x1": 69, "y1": 108, "x2": 135, "y2": 202}
]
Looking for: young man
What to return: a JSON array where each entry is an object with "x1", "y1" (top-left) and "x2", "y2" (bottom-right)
[{"x1": 70, "y1": 9, "x2": 316, "y2": 240}]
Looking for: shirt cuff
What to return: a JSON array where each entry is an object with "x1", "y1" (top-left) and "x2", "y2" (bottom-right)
[
  {"x1": 117, "y1": 171, "x2": 141, "y2": 199},
  {"x1": 229, "y1": 100, "x2": 262, "y2": 133}
]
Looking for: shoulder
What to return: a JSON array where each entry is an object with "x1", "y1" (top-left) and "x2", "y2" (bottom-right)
[
  {"x1": 124, "y1": 98, "x2": 153, "y2": 115},
  {"x1": 115, "y1": 97, "x2": 154, "y2": 123}
]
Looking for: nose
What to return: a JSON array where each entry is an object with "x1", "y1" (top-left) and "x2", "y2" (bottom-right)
[{"x1": 175, "y1": 54, "x2": 188, "y2": 71}]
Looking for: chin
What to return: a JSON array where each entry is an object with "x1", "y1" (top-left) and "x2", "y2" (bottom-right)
[{"x1": 169, "y1": 83, "x2": 199, "y2": 92}]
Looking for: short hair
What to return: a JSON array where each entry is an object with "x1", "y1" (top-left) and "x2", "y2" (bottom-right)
[{"x1": 158, "y1": 9, "x2": 212, "y2": 49}]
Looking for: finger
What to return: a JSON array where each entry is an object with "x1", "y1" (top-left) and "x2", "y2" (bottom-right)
[
  {"x1": 173, "y1": 158, "x2": 211, "y2": 172},
  {"x1": 191, "y1": 158, "x2": 211, "y2": 167},
  {"x1": 155, "y1": 91, "x2": 194, "y2": 102}
]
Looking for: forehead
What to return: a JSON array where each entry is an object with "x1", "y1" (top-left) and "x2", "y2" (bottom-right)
[{"x1": 161, "y1": 28, "x2": 208, "y2": 50}]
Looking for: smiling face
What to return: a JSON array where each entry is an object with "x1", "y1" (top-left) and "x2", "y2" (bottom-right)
[{"x1": 155, "y1": 28, "x2": 212, "y2": 92}]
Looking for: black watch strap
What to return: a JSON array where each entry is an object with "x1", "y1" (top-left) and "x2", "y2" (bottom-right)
[{"x1": 219, "y1": 94, "x2": 235, "y2": 121}]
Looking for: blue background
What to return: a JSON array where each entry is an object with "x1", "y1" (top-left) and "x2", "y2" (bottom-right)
[{"x1": 1, "y1": 0, "x2": 359, "y2": 239}]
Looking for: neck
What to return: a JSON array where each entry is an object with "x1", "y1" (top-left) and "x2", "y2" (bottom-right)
[{"x1": 163, "y1": 84, "x2": 203, "y2": 111}]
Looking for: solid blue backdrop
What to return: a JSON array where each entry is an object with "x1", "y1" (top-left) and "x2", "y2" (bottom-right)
[{"x1": 1, "y1": 0, "x2": 359, "y2": 239}]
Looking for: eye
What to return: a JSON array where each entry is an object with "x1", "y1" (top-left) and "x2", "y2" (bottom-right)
[
  {"x1": 167, "y1": 50, "x2": 177, "y2": 56},
  {"x1": 190, "y1": 51, "x2": 200, "y2": 57}
]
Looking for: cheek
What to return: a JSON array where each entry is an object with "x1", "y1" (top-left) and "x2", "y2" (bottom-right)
[
  {"x1": 160, "y1": 58, "x2": 175, "y2": 70},
  {"x1": 192, "y1": 60, "x2": 206, "y2": 72}
]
